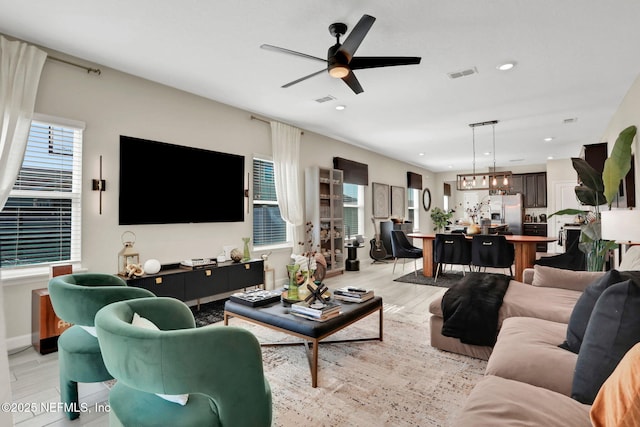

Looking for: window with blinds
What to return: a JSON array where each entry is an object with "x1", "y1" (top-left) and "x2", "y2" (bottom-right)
[
  {"x1": 407, "y1": 188, "x2": 420, "y2": 228},
  {"x1": 0, "y1": 117, "x2": 83, "y2": 268},
  {"x1": 252, "y1": 157, "x2": 287, "y2": 247},
  {"x1": 343, "y1": 183, "x2": 363, "y2": 238}
]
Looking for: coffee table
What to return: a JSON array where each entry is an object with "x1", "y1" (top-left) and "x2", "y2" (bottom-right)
[{"x1": 224, "y1": 296, "x2": 383, "y2": 387}]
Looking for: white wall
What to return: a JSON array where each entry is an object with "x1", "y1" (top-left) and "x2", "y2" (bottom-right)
[
  {"x1": 1, "y1": 50, "x2": 435, "y2": 347},
  {"x1": 600, "y1": 74, "x2": 640, "y2": 191}
]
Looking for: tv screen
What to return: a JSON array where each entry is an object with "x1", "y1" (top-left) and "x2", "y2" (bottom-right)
[{"x1": 119, "y1": 136, "x2": 245, "y2": 225}]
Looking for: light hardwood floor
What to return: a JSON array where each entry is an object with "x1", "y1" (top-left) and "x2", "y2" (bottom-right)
[{"x1": 9, "y1": 254, "x2": 448, "y2": 426}]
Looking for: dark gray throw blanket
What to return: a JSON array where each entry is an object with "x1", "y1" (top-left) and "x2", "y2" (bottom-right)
[{"x1": 441, "y1": 272, "x2": 511, "y2": 346}]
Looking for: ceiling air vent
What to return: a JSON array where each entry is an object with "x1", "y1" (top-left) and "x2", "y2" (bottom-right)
[
  {"x1": 447, "y1": 67, "x2": 478, "y2": 79},
  {"x1": 315, "y1": 95, "x2": 336, "y2": 103}
]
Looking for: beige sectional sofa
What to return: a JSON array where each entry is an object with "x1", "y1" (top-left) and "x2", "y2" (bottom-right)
[
  {"x1": 429, "y1": 261, "x2": 640, "y2": 426},
  {"x1": 429, "y1": 266, "x2": 602, "y2": 360}
]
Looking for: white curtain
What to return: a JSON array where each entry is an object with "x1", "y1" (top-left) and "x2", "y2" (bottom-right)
[
  {"x1": 270, "y1": 121, "x2": 304, "y2": 246},
  {"x1": 0, "y1": 36, "x2": 47, "y2": 424}
]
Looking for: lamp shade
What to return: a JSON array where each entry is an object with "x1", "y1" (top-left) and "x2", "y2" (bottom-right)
[{"x1": 601, "y1": 210, "x2": 640, "y2": 243}]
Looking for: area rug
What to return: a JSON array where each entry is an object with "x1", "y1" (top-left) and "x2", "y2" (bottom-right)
[
  {"x1": 191, "y1": 298, "x2": 227, "y2": 327},
  {"x1": 217, "y1": 302, "x2": 486, "y2": 426},
  {"x1": 394, "y1": 270, "x2": 465, "y2": 288}
]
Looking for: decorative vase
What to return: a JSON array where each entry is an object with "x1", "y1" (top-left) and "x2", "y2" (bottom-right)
[
  {"x1": 586, "y1": 240, "x2": 607, "y2": 272},
  {"x1": 286, "y1": 264, "x2": 300, "y2": 300},
  {"x1": 242, "y1": 237, "x2": 251, "y2": 261},
  {"x1": 298, "y1": 270, "x2": 314, "y2": 300}
]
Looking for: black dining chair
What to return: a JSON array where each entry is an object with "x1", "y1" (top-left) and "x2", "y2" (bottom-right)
[
  {"x1": 390, "y1": 230, "x2": 423, "y2": 276},
  {"x1": 433, "y1": 233, "x2": 473, "y2": 282},
  {"x1": 471, "y1": 234, "x2": 515, "y2": 277}
]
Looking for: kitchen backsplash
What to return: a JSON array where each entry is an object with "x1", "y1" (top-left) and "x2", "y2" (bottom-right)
[{"x1": 525, "y1": 207, "x2": 548, "y2": 222}]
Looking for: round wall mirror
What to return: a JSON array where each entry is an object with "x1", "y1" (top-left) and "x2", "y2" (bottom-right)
[{"x1": 422, "y1": 188, "x2": 431, "y2": 211}]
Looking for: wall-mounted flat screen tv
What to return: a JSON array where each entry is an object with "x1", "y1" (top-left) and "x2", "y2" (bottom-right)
[{"x1": 119, "y1": 136, "x2": 245, "y2": 225}]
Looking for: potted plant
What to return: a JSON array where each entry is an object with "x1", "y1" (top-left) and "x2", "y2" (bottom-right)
[
  {"x1": 431, "y1": 207, "x2": 455, "y2": 233},
  {"x1": 550, "y1": 125, "x2": 637, "y2": 271}
]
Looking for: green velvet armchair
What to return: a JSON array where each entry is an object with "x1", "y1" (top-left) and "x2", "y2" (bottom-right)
[
  {"x1": 48, "y1": 273, "x2": 155, "y2": 420},
  {"x1": 94, "y1": 297, "x2": 272, "y2": 427}
]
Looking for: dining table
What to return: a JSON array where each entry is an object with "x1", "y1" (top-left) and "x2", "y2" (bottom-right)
[{"x1": 407, "y1": 232, "x2": 557, "y2": 282}]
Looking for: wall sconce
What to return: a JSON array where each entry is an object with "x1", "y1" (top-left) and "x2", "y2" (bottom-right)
[{"x1": 92, "y1": 155, "x2": 106, "y2": 214}]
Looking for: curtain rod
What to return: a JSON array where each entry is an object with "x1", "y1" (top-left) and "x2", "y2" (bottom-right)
[
  {"x1": 250, "y1": 115, "x2": 304, "y2": 135},
  {"x1": 48, "y1": 56, "x2": 102, "y2": 75}
]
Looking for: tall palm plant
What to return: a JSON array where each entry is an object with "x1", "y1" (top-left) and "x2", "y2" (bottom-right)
[{"x1": 550, "y1": 125, "x2": 637, "y2": 271}]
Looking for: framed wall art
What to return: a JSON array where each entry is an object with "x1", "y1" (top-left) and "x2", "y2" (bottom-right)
[
  {"x1": 372, "y1": 182, "x2": 389, "y2": 218},
  {"x1": 391, "y1": 185, "x2": 405, "y2": 218}
]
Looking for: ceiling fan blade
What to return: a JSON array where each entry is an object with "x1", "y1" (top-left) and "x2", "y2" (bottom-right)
[
  {"x1": 338, "y1": 14, "x2": 376, "y2": 62},
  {"x1": 350, "y1": 56, "x2": 422, "y2": 70},
  {"x1": 282, "y1": 68, "x2": 326, "y2": 88},
  {"x1": 260, "y1": 44, "x2": 327, "y2": 63},
  {"x1": 341, "y1": 71, "x2": 364, "y2": 94}
]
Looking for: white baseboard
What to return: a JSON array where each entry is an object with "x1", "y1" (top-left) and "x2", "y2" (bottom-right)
[{"x1": 6, "y1": 334, "x2": 32, "y2": 352}]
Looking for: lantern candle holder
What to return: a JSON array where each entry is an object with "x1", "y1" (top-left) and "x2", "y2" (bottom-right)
[{"x1": 118, "y1": 231, "x2": 140, "y2": 276}]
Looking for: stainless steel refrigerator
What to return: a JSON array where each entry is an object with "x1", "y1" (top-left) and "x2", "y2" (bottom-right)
[{"x1": 491, "y1": 194, "x2": 524, "y2": 234}]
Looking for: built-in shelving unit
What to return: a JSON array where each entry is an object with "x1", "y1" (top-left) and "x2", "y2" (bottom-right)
[{"x1": 305, "y1": 166, "x2": 345, "y2": 276}]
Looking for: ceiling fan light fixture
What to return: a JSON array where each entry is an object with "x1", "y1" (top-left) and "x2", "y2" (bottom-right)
[
  {"x1": 497, "y1": 61, "x2": 516, "y2": 71},
  {"x1": 329, "y1": 64, "x2": 349, "y2": 79}
]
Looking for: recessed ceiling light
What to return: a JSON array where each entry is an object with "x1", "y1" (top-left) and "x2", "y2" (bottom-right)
[
  {"x1": 335, "y1": 105, "x2": 346, "y2": 111},
  {"x1": 497, "y1": 61, "x2": 516, "y2": 71},
  {"x1": 448, "y1": 165, "x2": 453, "y2": 169},
  {"x1": 483, "y1": 151, "x2": 490, "y2": 156},
  {"x1": 544, "y1": 137, "x2": 554, "y2": 142},
  {"x1": 547, "y1": 156, "x2": 554, "y2": 160},
  {"x1": 419, "y1": 152, "x2": 425, "y2": 156}
]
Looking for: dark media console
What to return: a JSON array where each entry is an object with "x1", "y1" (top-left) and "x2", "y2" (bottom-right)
[{"x1": 125, "y1": 259, "x2": 264, "y2": 302}]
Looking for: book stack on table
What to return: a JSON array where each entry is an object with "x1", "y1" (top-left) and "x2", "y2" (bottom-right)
[
  {"x1": 290, "y1": 300, "x2": 341, "y2": 322},
  {"x1": 333, "y1": 287, "x2": 374, "y2": 303}
]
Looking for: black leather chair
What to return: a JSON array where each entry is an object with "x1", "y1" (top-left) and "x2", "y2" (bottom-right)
[
  {"x1": 390, "y1": 230, "x2": 423, "y2": 276},
  {"x1": 433, "y1": 233, "x2": 472, "y2": 282},
  {"x1": 471, "y1": 234, "x2": 515, "y2": 277}
]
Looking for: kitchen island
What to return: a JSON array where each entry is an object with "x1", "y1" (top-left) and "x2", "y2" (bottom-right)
[{"x1": 407, "y1": 233, "x2": 557, "y2": 282}]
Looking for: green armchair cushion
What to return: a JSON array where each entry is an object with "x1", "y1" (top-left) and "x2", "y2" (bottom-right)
[
  {"x1": 57, "y1": 326, "x2": 111, "y2": 383},
  {"x1": 95, "y1": 297, "x2": 272, "y2": 427},
  {"x1": 131, "y1": 312, "x2": 189, "y2": 405},
  {"x1": 110, "y1": 382, "x2": 219, "y2": 427}
]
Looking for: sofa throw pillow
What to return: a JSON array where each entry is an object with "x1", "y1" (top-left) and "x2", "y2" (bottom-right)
[
  {"x1": 571, "y1": 279, "x2": 640, "y2": 405},
  {"x1": 560, "y1": 269, "x2": 626, "y2": 353},
  {"x1": 590, "y1": 342, "x2": 640, "y2": 427},
  {"x1": 531, "y1": 265, "x2": 604, "y2": 291},
  {"x1": 131, "y1": 313, "x2": 190, "y2": 406}
]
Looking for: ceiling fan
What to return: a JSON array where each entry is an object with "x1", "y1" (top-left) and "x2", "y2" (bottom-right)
[{"x1": 261, "y1": 14, "x2": 421, "y2": 94}]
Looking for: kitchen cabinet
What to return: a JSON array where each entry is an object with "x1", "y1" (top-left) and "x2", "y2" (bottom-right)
[
  {"x1": 523, "y1": 223, "x2": 548, "y2": 252},
  {"x1": 523, "y1": 173, "x2": 547, "y2": 208},
  {"x1": 509, "y1": 175, "x2": 524, "y2": 195}
]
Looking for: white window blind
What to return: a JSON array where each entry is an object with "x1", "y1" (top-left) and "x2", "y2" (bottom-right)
[
  {"x1": 407, "y1": 188, "x2": 420, "y2": 229},
  {"x1": 0, "y1": 116, "x2": 83, "y2": 268},
  {"x1": 252, "y1": 157, "x2": 287, "y2": 247},
  {"x1": 343, "y1": 183, "x2": 363, "y2": 238}
]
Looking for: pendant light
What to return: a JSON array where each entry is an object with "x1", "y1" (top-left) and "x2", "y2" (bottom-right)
[
  {"x1": 472, "y1": 125, "x2": 477, "y2": 187},
  {"x1": 492, "y1": 123, "x2": 498, "y2": 186}
]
